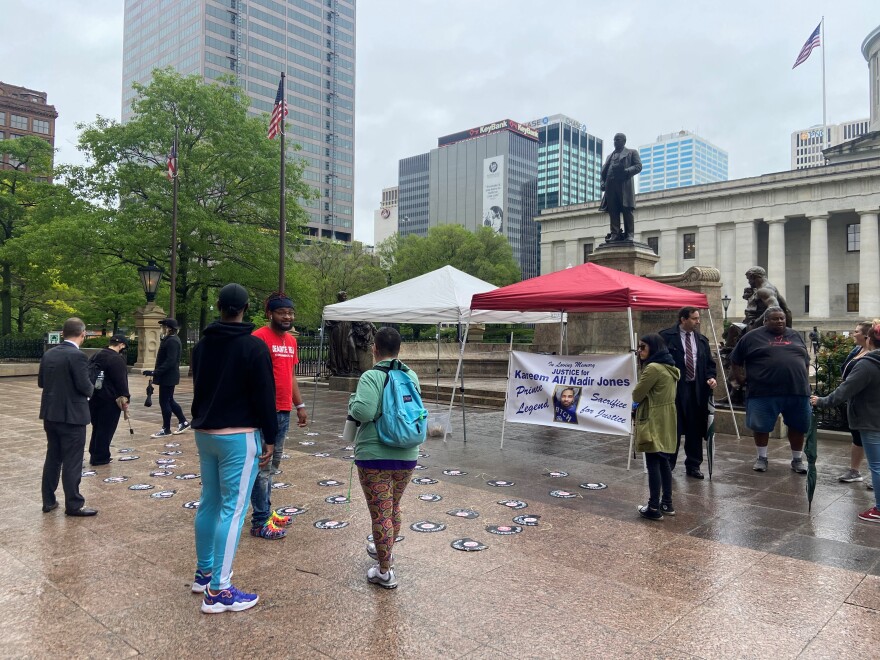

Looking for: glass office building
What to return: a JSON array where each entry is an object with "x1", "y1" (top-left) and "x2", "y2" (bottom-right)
[
  {"x1": 638, "y1": 131, "x2": 728, "y2": 193},
  {"x1": 122, "y1": 0, "x2": 355, "y2": 240}
]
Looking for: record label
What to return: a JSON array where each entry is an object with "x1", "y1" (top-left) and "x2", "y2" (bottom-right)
[
  {"x1": 487, "y1": 480, "x2": 514, "y2": 487},
  {"x1": 513, "y1": 514, "x2": 541, "y2": 526},
  {"x1": 451, "y1": 538, "x2": 487, "y2": 552},
  {"x1": 497, "y1": 499, "x2": 527, "y2": 510},
  {"x1": 579, "y1": 483, "x2": 608, "y2": 490}
]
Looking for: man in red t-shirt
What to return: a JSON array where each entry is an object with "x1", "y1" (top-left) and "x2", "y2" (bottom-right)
[{"x1": 249, "y1": 293, "x2": 308, "y2": 539}]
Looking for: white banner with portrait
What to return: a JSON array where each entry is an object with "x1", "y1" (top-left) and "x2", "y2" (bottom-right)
[
  {"x1": 504, "y1": 351, "x2": 635, "y2": 436},
  {"x1": 482, "y1": 156, "x2": 505, "y2": 233}
]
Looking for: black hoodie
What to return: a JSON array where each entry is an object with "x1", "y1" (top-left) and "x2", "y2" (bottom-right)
[{"x1": 190, "y1": 321, "x2": 278, "y2": 442}]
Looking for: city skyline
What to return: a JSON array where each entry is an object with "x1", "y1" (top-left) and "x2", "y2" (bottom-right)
[{"x1": 2, "y1": 1, "x2": 878, "y2": 244}]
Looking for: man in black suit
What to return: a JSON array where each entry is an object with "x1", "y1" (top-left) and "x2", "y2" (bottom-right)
[
  {"x1": 39, "y1": 317, "x2": 97, "y2": 516},
  {"x1": 659, "y1": 307, "x2": 717, "y2": 479}
]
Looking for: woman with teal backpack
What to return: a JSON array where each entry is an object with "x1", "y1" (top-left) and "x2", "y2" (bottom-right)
[{"x1": 348, "y1": 327, "x2": 423, "y2": 589}]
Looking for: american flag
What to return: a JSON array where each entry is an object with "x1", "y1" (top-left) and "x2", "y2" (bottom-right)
[
  {"x1": 792, "y1": 23, "x2": 821, "y2": 69},
  {"x1": 267, "y1": 77, "x2": 287, "y2": 140},
  {"x1": 166, "y1": 140, "x2": 177, "y2": 180}
]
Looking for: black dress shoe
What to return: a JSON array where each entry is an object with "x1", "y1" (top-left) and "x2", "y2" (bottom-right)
[
  {"x1": 65, "y1": 507, "x2": 98, "y2": 517},
  {"x1": 42, "y1": 502, "x2": 58, "y2": 513},
  {"x1": 686, "y1": 469, "x2": 705, "y2": 480}
]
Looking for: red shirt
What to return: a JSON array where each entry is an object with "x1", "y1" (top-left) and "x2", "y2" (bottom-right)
[{"x1": 252, "y1": 326, "x2": 299, "y2": 411}]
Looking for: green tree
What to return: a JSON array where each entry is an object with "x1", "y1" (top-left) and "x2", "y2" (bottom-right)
[
  {"x1": 390, "y1": 225, "x2": 521, "y2": 286},
  {"x1": 63, "y1": 68, "x2": 314, "y2": 342}
]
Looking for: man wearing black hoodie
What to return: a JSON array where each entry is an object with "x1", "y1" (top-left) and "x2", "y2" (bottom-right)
[{"x1": 189, "y1": 283, "x2": 278, "y2": 614}]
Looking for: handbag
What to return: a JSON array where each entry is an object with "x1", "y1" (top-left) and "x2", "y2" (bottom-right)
[{"x1": 634, "y1": 400, "x2": 660, "y2": 453}]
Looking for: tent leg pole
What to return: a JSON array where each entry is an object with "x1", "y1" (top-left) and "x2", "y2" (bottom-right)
[
  {"x1": 311, "y1": 317, "x2": 324, "y2": 423},
  {"x1": 446, "y1": 321, "x2": 469, "y2": 443},
  {"x1": 435, "y1": 322, "x2": 440, "y2": 405},
  {"x1": 558, "y1": 318, "x2": 564, "y2": 354},
  {"x1": 707, "y1": 310, "x2": 741, "y2": 440},
  {"x1": 627, "y1": 307, "x2": 638, "y2": 470},
  {"x1": 499, "y1": 331, "x2": 514, "y2": 450}
]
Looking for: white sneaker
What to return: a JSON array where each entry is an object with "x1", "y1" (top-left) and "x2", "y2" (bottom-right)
[
  {"x1": 366, "y1": 564, "x2": 397, "y2": 589},
  {"x1": 838, "y1": 469, "x2": 864, "y2": 483},
  {"x1": 151, "y1": 429, "x2": 173, "y2": 438},
  {"x1": 173, "y1": 421, "x2": 191, "y2": 435}
]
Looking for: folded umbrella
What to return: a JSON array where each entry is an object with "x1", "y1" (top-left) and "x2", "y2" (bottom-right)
[
  {"x1": 706, "y1": 398, "x2": 716, "y2": 480},
  {"x1": 805, "y1": 413, "x2": 818, "y2": 512},
  {"x1": 144, "y1": 379, "x2": 154, "y2": 407}
]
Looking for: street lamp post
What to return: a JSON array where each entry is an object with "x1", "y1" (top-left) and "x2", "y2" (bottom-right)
[
  {"x1": 133, "y1": 261, "x2": 166, "y2": 371},
  {"x1": 137, "y1": 261, "x2": 162, "y2": 303},
  {"x1": 721, "y1": 294, "x2": 731, "y2": 322}
]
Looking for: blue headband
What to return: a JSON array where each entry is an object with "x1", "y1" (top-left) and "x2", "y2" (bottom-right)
[{"x1": 267, "y1": 297, "x2": 294, "y2": 311}]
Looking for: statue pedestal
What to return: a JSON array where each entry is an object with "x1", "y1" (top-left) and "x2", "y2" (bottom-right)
[
  {"x1": 133, "y1": 302, "x2": 166, "y2": 370},
  {"x1": 328, "y1": 375, "x2": 360, "y2": 393}
]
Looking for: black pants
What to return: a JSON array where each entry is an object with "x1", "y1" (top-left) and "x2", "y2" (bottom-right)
[
  {"x1": 671, "y1": 381, "x2": 704, "y2": 471},
  {"x1": 42, "y1": 420, "x2": 86, "y2": 512},
  {"x1": 88, "y1": 398, "x2": 121, "y2": 464},
  {"x1": 645, "y1": 451, "x2": 674, "y2": 510},
  {"x1": 159, "y1": 385, "x2": 185, "y2": 432},
  {"x1": 605, "y1": 183, "x2": 634, "y2": 236}
]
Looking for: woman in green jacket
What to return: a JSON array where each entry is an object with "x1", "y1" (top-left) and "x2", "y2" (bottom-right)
[
  {"x1": 633, "y1": 333, "x2": 681, "y2": 520},
  {"x1": 348, "y1": 327, "x2": 421, "y2": 589}
]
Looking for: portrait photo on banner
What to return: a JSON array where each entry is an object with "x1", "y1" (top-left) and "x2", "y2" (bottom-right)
[{"x1": 505, "y1": 351, "x2": 634, "y2": 436}]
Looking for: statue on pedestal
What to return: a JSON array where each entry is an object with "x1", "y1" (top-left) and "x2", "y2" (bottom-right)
[
  {"x1": 350, "y1": 320, "x2": 377, "y2": 375},
  {"x1": 327, "y1": 291, "x2": 356, "y2": 377},
  {"x1": 599, "y1": 133, "x2": 642, "y2": 243}
]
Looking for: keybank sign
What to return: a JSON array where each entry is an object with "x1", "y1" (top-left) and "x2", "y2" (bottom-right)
[{"x1": 438, "y1": 119, "x2": 538, "y2": 147}]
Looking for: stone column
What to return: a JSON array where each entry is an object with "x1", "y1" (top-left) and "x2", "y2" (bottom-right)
[
  {"x1": 734, "y1": 220, "x2": 757, "y2": 318},
  {"x1": 858, "y1": 209, "x2": 880, "y2": 318},
  {"x1": 659, "y1": 229, "x2": 677, "y2": 273},
  {"x1": 808, "y1": 214, "x2": 830, "y2": 318},
  {"x1": 133, "y1": 302, "x2": 167, "y2": 370},
  {"x1": 765, "y1": 218, "x2": 788, "y2": 297},
  {"x1": 697, "y1": 225, "x2": 717, "y2": 268}
]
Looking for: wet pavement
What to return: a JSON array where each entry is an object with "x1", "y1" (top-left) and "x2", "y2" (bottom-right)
[{"x1": 1, "y1": 374, "x2": 878, "y2": 659}]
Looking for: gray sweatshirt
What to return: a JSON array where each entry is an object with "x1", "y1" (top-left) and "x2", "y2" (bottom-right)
[{"x1": 815, "y1": 351, "x2": 880, "y2": 432}]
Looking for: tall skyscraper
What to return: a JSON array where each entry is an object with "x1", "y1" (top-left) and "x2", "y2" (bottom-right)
[
  {"x1": 0, "y1": 81, "x2": 57, "y2": 174},
  {"x1": 398, "y1": 119, "x2": 540, "y2": 279},
  {"x1": 372, "y1": 185, "x2": 398, "y2": 247},
  {"x1": 638, "y1": 130, "x2": 728, "y2": 193},
  {"x1": 790, "y1": 119, "x2": 870, "y2": 169},
  {"x1": 121, "y1": 0, "x2": 355, "y2": 241},
  {"x1": 525, "y1": 114, "x2": 602, "y2": 210}
]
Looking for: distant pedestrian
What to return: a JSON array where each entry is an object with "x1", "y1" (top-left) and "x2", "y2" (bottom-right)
[
  {"x1": 809, "y1": 326, "x2": 820, "y2": 356},
  {"x1": 143, "y1": 318, "x2": 189, "y2": 438},
  {"x1": 632, "y1": 333, "x2": 680, "y2": 521},
  {"x1": 190, "y1": 283, "x2": 277, "y2": 613},
  {"x1": 811, "y1": 320, "x2": 880, "y2": 522},
  {"x1": 39, "y1": 318, "x2": 97, "y2": 517},
  {"x1": 87, "y1": 334, "x2": 131, "y2": 466},
  {"x1": 349, "y1": 327, "x2": 420, "y2": 589}
]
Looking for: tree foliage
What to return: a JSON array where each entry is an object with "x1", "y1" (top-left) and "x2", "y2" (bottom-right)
[{"x1": 389, "y1": 225, "x2": 521, "y2": 286}]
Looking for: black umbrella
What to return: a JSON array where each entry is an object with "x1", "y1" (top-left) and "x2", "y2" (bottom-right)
[
  {"x1": 805, "y1": 413, "x2": 818, "y2": 511},
  {"x1": 706, "y1": 398, "x2": 716, "y2": 480},
  {"x1": 144, "y1": 378, "x2": 154, "y2": 407}
]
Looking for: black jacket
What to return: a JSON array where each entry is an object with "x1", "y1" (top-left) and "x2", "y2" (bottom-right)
[
  {"x1": 659, "y1": 325, "x2": 717, "y2": 433},
  {"x1": 817, "y1": 351, "x2": 880, "y2": 432},
  {"x1": 39, "y1": 342, "x2": 94, "y2": 425},
  {"x1": 89, "y1": 347, "x2": 131, "y2": 403},
  {"x1": 153, "y1": 334, "x2": 181, "y2": 386},
  {"x1": 190, "y1": 321, "x2": 278, "y2": 442}
]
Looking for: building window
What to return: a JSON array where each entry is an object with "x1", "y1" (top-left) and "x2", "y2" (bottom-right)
[
  {"x1": 683, "y1": 233, "x2": 695, "y2": 259},
  {"x1": 804, "y1": 285, "x2": 810, "y2": 314},
  {"x1": 32, "y1": 119, "x2": 49, "y2": 134},
  {"x1": 583, "y1": 243, "x2": 593, "y2": 262},
  {"x1": 847, "y1": 223, "x2": 860, "y2": 252},
  {"x1": 847, "y1": 284, "x2": 859, "y2": 312},
  {"x1": 0, "y1": 112, "x2": 4, "y2": 125},
  {"x1": 10, "y1": 115, "x2": 27, "y2": 130},
  {"x1": 647, "y1": 237, "x2": 659, "y2": 254}
]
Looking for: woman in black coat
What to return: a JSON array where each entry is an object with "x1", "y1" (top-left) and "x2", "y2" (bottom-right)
[
  {"x1": 88, "y1": 334, "x2": 131, "y2": 465},
  {"x1": 144, "y1": 318, "x2": 189, "y2": 438}
]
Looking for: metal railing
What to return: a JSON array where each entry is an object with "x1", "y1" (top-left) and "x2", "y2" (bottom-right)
[
  {"x1": 295, "y1": 339, "x2": 328, "y2": 378},
  {"x1": 0, "y1": 338, "x2": 44, "y2": 362}
]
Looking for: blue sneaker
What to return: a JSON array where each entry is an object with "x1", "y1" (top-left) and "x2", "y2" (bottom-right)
[
  {"x1": 201, "y1": 585, "x2": 259, "y2": 613},
  {"x1": 191, "y1": 569, "x2": 211, "y2": 593}
]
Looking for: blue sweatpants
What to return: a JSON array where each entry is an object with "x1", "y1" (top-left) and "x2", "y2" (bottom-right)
[{"x1": 194, "y1": 430, "x2": 261, "y2": 590}]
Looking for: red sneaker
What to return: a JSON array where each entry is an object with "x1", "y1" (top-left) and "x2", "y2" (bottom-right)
[{"x1": 857, "y1": 507, "x2": 880, "y2": 523}]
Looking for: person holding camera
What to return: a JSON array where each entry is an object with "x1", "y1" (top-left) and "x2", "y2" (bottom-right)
[
  {"x1": 87, "y1": 334, "x2": 131, "y2": 466},
  {"x1": 143, "y1": 318, "x2": 189, "y2": 438}
]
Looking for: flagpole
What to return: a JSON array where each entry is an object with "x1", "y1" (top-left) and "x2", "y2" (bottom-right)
[
  {"x1": 821, "y1": 16, "x2": 827, "y2": 159},
  {"x1": 278, "y1": 71, "x2": 287, "y2": 293},
  {"x1": 170, "y1": 124, "x2": 179, "y2": 318}
]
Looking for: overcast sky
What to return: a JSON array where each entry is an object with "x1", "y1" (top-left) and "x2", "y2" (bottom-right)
[{"x1": 2, "y1": 2, "x2": 878, "y2": 244}]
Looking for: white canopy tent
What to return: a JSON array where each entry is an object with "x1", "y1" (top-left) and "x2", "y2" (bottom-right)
[{"x1": 317, "y1": 266, "x2": 561, "y2": 437}]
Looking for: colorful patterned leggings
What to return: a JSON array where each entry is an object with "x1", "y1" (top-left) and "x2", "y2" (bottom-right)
[{"x1": 357, "y1": 467, "x2": 413, "y2": 572}]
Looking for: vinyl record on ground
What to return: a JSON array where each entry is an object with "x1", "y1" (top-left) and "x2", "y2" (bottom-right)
[
  {"x1": 314, "y1": 519, "x2": 349, "y2": 529},
  {"x1": 298, "y1": 441, "x2": 315, "y2": 446},
  {"x1": 451, "y1": 538, "x2": 488, "y2": 552},
  {"x1": 486, "y1": 524, "x2": 523, "y2": 535},
  {"x1": 549, "y1": 489, "x2": 577, "y2": 498},
  {"x1": 418, "y1": 452, "x2": 430, "y2": 458},
  {"x1": 410, "y1": 520, "x2": 447, "y2": 533},
  {"x1": 442, "y1": 469, "x2": 468, "y2": 476},
  {"x1": 325, "y1": 495, "x2": 350, "y2": 504},
  {"x1": 160, "y1": 450, "x2": 182, "y2": 456},
  {"x1": 413, "y1": 464, "x2": 428, "y2": 471},
  {"x1": 163, "y1": 442, "x2": 181, "y2": 448},
  {"x1": 149, "y1": 470, "x2": 173, "y2": 477},
  {"x1": 118, "y1": 456, "x2": 140, "y2": 462},
  {"x1": 513, "y1": 514, "x2": 541, "y2": 526},
  {"x1": 272, "y1": 482, "x2": 292, "y2": 489},
  {"x1": 312, "y1": 452, "x2": 330, "y2": 458},
  {"x1": 544, "y1": 471, "x2": 569, "y2": 478},
  {"x1": 155, "y1": 459, "x2": 176, "y2": 465},
  {"x1": 446, "y1": 508, "x2": 479, "y2": 519},
  {"x1": 367, "y1": 534, "x2": 404, "y2": 543},
  {"x1": 128, "y1": 484, "x2": 154, "y2": 491},
  {"x1": 305, "y1": 432, "x2": 320, "y2": 437},
  {"x1": 175, "y1": 473, "x2": 199, "y2": 480},
  {"x1": 117, "y1": 448, "x2": 134, "y2": 454},
  {"x1": 81, "y1": 470, "x2": 96, "y2": 477},
  {"x1": 280, "y1": 453, "x2": 291, "y2": 459},
  {"x1": 103, "y1": 476, "x2": 129, "y2": 483},
  {"x1": 579, "y1": 483, "x2": 608, "y2": 490},
  {"x1": 276, "y1": 506, "x2": 307, "y2": 516},
  {"x1": 271, "y1": 469, "x2": 282, "y2": 475},
  {"x1": 343, "y1": 455, "x2": 355, "y2": 460},
  {"x1": 417, "y1": 493, "x2": 442, "y2": 502},
  {"x1": 412, "y1": 477, "x2": 439, "y2": 485},
  {"x1": 318, "y1": 479, "x2": 344, "y2": 487},
  {"x1": 343, "y1": 445, "x2": 354, "y2": 451},
  {"x1": 497, "y1": 499, "x2": 527, "y2": 510},
  {"x1": 487, "y1": 480, "x2": 515, "y2": 487},
  {"x1": 150, "y1": 490, "x2": 176, "y2": 499},
  {"x1": 183, "y1": 501, "x2": 200, "y2": 509}
]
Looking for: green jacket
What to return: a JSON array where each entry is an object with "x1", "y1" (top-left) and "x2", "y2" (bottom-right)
[
  {"x1": 632, "y1": 362, "x2": 680, "y2": 454},
  {"x1": 348, "y1": 359, "x2": 421, "y2": 461}
]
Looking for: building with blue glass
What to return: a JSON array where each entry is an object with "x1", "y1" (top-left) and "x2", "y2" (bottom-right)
[{"x1": 638, "y1": 131, "x2": 728, "y2": 193}]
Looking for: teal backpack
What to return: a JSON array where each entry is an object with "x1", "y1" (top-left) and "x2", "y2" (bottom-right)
[{"x1": 374, "y1": 360, "x2": 428, "y2": 448}]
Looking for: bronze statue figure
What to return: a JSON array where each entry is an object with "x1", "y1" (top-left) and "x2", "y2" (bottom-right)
[
  {"x1": 327, "y1": 291, "x2": 356, "y2": 377},
  {"x1": 600, "y1": 133, "x2": 642, "y2": 243}
]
